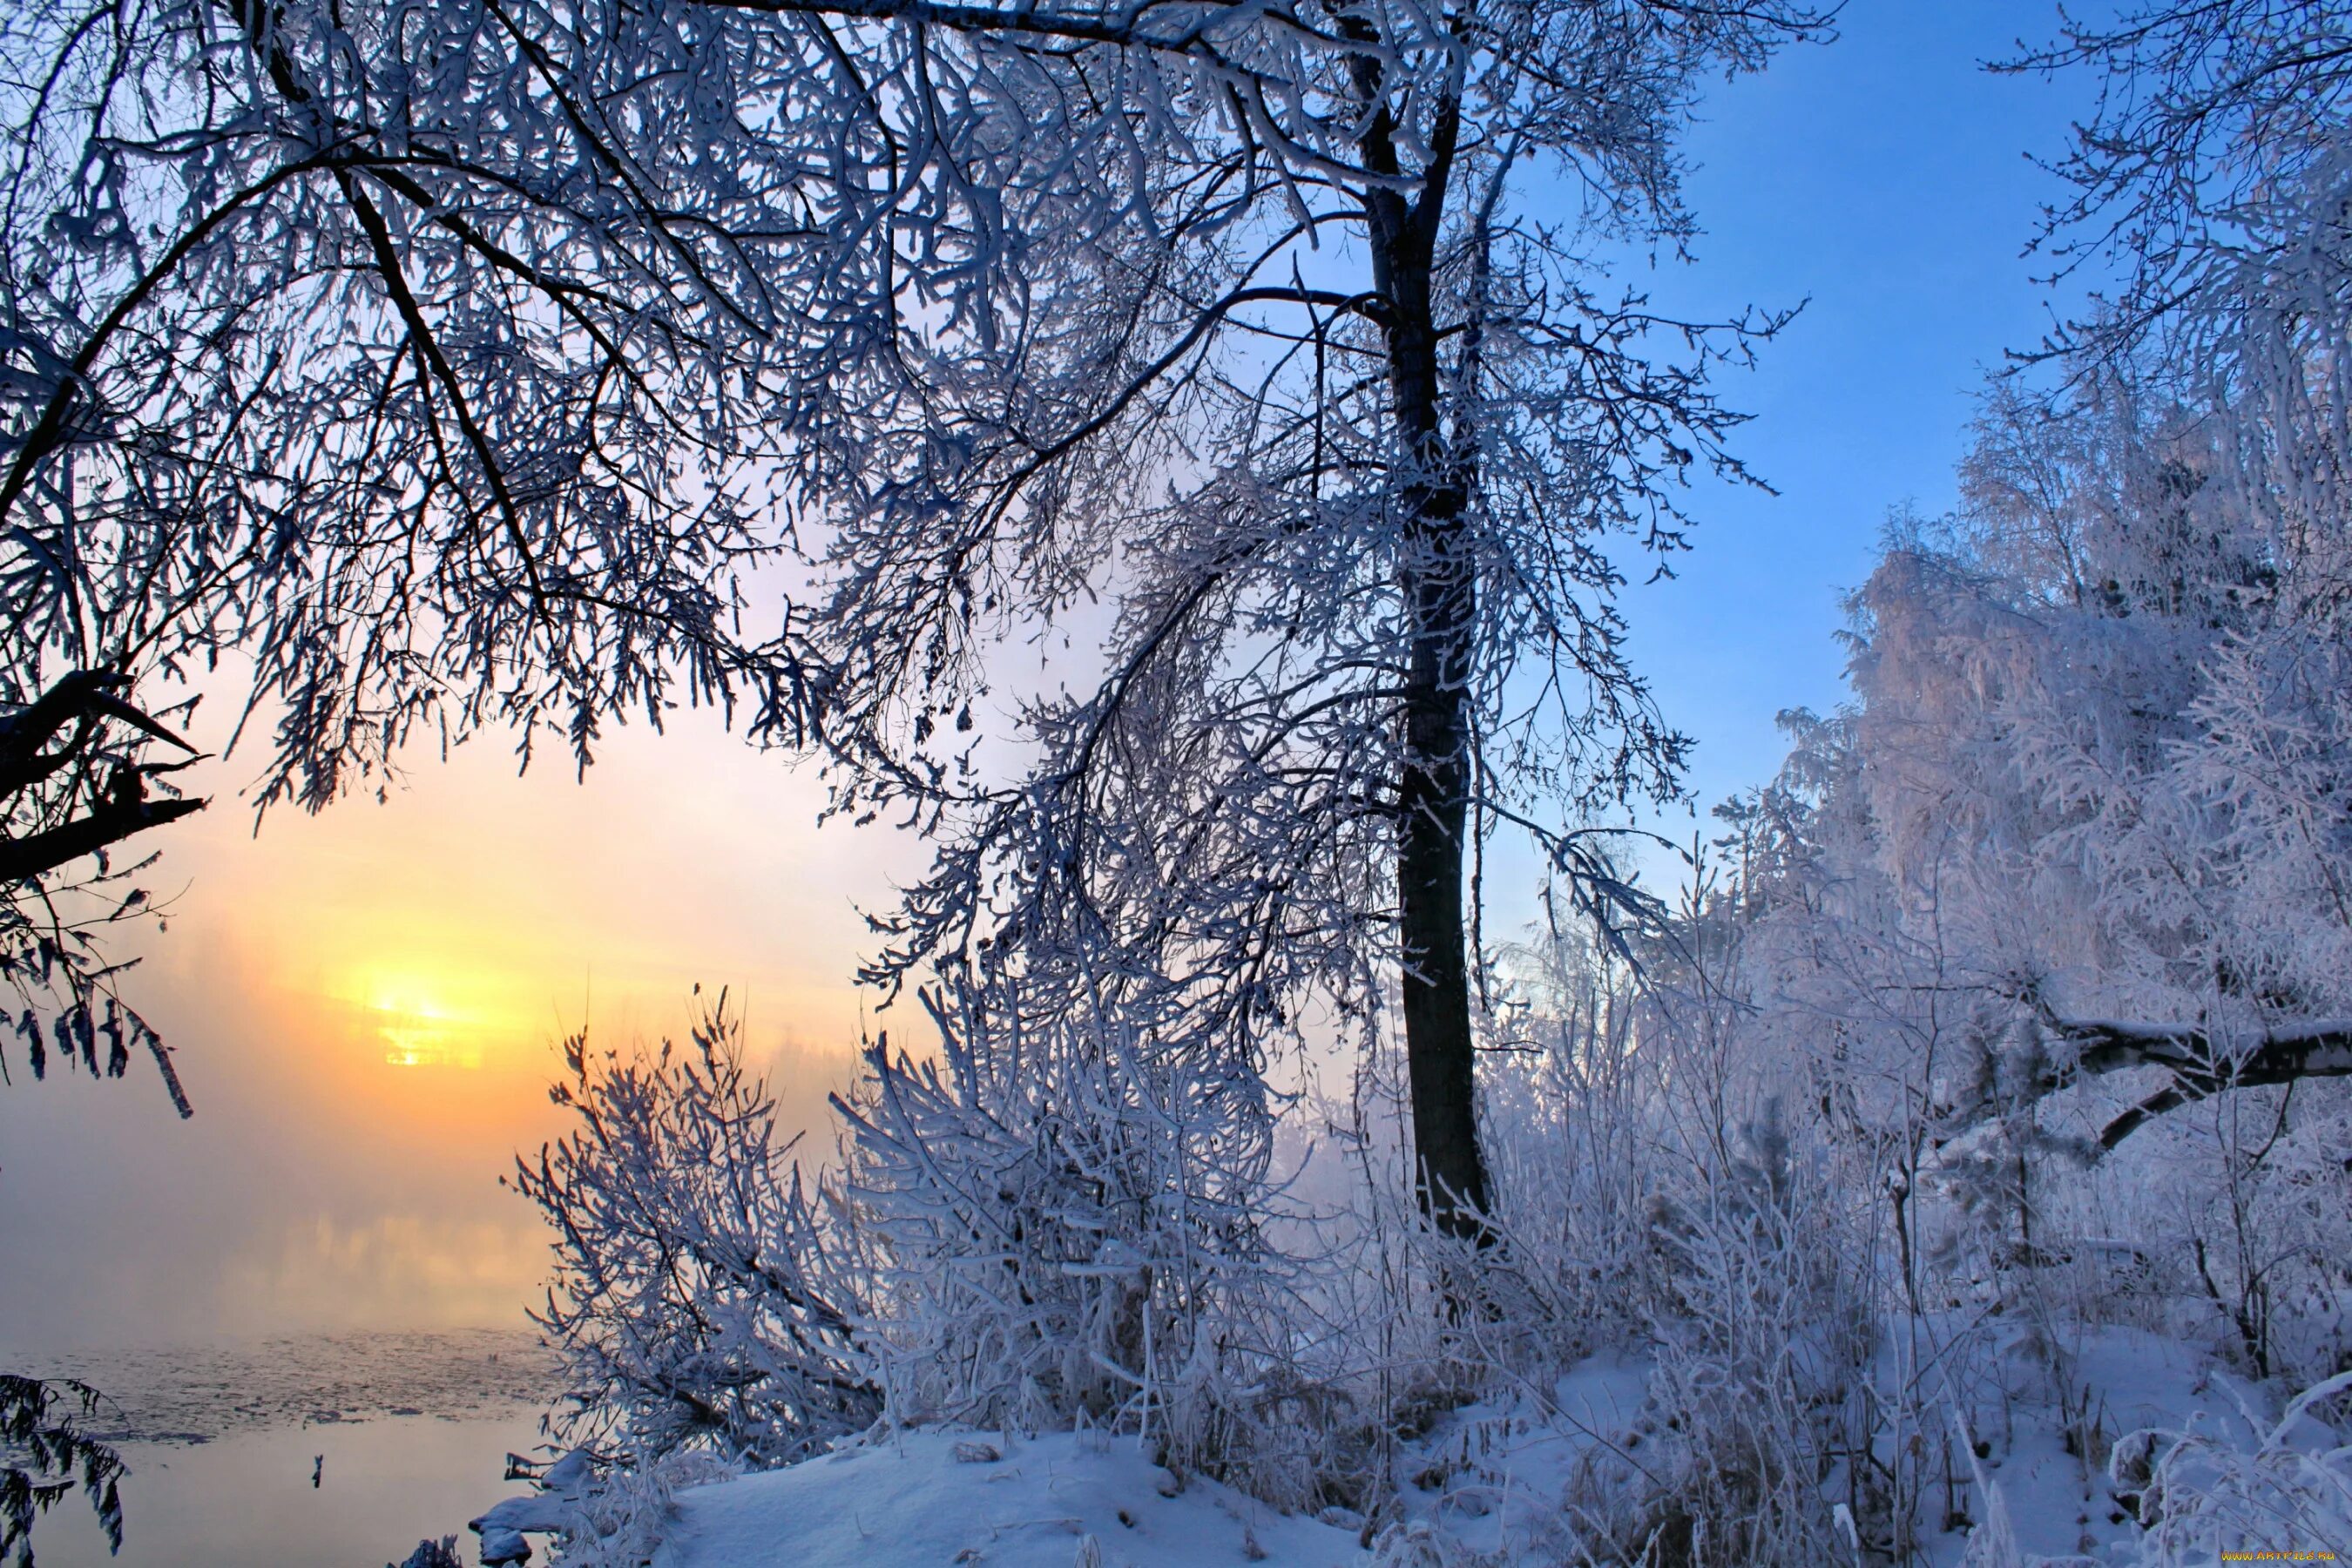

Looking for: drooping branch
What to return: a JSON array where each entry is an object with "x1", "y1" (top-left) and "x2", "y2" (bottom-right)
[{"x1": 0, "y1": 781, "x2": 207, "y2": 887}]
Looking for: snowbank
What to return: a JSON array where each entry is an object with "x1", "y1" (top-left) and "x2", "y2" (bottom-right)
[
  {"x1": 510, "y1": 1333, "x2": 2344, "y2": 1568},
  {"x1": 628, "y1": 1355, "x2": 1648, "y2": 1567},
  {"x1": 1379, "y1": 1350, "x2": 1651, "y2": 1559},
  {"x1": 649, "y1": 1429, "x2": 1371, "y2": 1568}
]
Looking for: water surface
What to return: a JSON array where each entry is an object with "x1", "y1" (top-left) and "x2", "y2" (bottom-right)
[{"x1": 9, "y1": 1329, "x2": 562, "y2": 1568}]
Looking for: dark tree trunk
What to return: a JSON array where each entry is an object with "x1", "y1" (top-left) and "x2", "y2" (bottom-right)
[
  {"x1": 1359, "y1": 89, "x2": 1490, "y2": 1243},
  {"x1": 1396, "y1": 540, "x2": 1489, "y2": 1241}
]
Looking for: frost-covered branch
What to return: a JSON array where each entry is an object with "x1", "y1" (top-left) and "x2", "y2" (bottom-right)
[
  {"x1": 0, "y1": 1374, "x2": 124, "y2": 1568},
  {"x1": 1, "y1": 669, "x2": 199, "y2": 1112},
  {"x1": 2050, "y1": 1017, "x2": 2352, "y2": 1150}
]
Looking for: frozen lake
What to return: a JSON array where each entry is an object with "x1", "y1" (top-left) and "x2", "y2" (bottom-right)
[{"x1": 7, "y1": 1329, "x2": 563, "y2": 1568}]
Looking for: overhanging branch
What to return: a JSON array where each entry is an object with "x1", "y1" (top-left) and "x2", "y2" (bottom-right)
[
  {"x1": 2, "y1": 672, "x2": 208, "y2": 888},
  {"x1": 2047, "y1": 1017, "x2": 2352, "y2": 1150},
  {"x1": 1936, "y1": 1015, "x2": 2352, "y2": 1156}
]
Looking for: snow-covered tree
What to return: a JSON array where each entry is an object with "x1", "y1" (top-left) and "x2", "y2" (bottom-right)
[
  {"x1": 511, "y1": 997, "x2": 876, "y2": 1465},
  {"x1": 1715, "y1": 368, "x2": 2352, "y2": 1379},
  {"x1": 2008, "y1": 0, "x2": 2352, "y2": 378},
  {"x1": 791, "y1": 0, "x2": 1831, "y2": 1240},
  {"x1": 0, "y1": 0, "x2": 834, "y2": 804},
  {"x1": 1720, "y1": 0, "x2": 2352, "y2": 1176},
  {"x1": 3, "y1": 0, "x2": 1833, "y2": 1236},
  {"x1": 1, "y1": 0, "x2": 874, "y2": 1104},
  {"x1": 1692, "y1": 0, "x2": 2352, "y2": 1382}
]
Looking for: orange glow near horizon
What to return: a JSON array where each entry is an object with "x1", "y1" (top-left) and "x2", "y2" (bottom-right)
[
  {"x1": 0, "y1": 700, "x2": 905, "y2": 1347},
  {"x1": 317, "y1": 953, "x2": 565, "y2": 1073}
]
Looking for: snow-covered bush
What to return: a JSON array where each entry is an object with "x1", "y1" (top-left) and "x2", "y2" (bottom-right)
[
  {"x1": 512, "y1": 995, "x2": 877, "y2": 1465},
  {"x1": 1475, "y1": 931, "x2": 1666, "y2": 1351},
  {"x1": 1427, "y1": 910, "x2": 1883, "y2": 1568},
  {"x1": 520, "y1": 956, "x2": 1389, "y2": 1517},
  {"x1": 528, "y1": 1450, "x2": 740, "y2": 1568},
  {"x1": 382, "y1": 1538, "x2": 463, "y2": 1568},
  {"x1": 2117, "y1": 1371, "x2": 2352, "y2": 1566},
  {"x1": 835, "y1": 962, "x2": 1335, "y2": 1499},
  {"x1": 1629, "y1": 1097, "x2": 1874, "y2": 1568}
]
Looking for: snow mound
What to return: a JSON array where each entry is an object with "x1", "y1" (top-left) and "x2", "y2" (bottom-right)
[
  {"x1": 1384, "y1": 1350, "x2": 1650, "y2": 1558},
  {"x1": 649, "y1": 1429, "x2": 1373, "y2": 1568}
]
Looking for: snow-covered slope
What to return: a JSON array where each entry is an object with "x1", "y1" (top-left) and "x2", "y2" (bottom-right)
[
  {"x1": 648, "y1": 1429, "x2": 1372, "y2": 1568},
  {"x1": 499, "y1": 1335, "x2": 2345, "y2": 1568}
]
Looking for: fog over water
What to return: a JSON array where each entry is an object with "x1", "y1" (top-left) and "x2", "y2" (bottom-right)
[{"x1": 0, "y1": 713, "x2": 889, "y2": 1354}]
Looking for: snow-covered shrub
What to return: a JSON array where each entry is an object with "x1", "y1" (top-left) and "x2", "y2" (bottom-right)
[
  {"x1": 512, "y1": 994, "x2": 877, "y2": 1465},
  {"x1": 1476, "y1": 934, "x2": 1666, "y2": 1353},
  {"x1": 1616, "y1": 1095, "x2": 1874, "y2": 1568},
  {"x1": 835, "y1": 962, "x2": 1329, "y2": 1497},
  {"x1": 1444, "y1": 911, "x2": 1884, "y2": 1568},
  {"x1": 519, "y1": 959, "x2": 1450, "y2": 1521},
  {"x1": 537, "y1": 1450, "x2": 740, "y2": 1568},
  {"x1": 383, "y1": 1538, "x2": 463, "y2": 1568},
  {"x1": 2118, "y1": 1371, "x2": 2352, "y2": 1566}
]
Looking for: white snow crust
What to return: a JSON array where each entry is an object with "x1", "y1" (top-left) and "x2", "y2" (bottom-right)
[
  {"x1": 601, "y1": 1334, "x2": 2348, "y2": 1568},
  {"x1": 649, "y1": 1429, "x2": 1370, "y2": 1568}
]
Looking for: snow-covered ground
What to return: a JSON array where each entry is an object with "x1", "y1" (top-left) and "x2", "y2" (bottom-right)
[
  {"x1": 470, "y1": 1328, "x2": 2349, "y2": 1568},
  {"x1": 647, "y1": 1429, "x2": 1370, "y2": 1568}
]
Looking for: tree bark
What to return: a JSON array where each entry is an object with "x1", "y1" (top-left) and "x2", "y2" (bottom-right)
[{"x1": 1396, "y1": 537, "x2": 1489, "y2": 1240}]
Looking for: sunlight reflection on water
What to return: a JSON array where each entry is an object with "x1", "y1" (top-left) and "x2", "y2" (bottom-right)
[{"x1": 10, "y1": 1330, "x2": 562, "y2": 1568}]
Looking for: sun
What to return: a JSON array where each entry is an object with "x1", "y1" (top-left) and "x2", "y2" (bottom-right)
[{"x1": 355, "y1": 975, "x2": 486, "y2": 1070}]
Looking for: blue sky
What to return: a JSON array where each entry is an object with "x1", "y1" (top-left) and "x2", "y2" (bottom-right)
[{"x1": 1610, "y1": 1, "x2": 2102, "y2": 821}]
